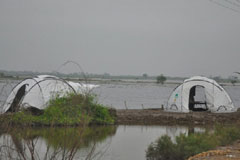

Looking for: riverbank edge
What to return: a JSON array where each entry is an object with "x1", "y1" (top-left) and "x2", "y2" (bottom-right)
[
  {"x1": 116, "y1": 108, "x2": 240, "y2": 125},
  {"x1": 1, "y1": 108, "x2": 239, "y2": 127}
]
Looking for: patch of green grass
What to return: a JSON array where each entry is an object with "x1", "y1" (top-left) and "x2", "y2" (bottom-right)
[
  {"x1": 1, "y1": 93, "x2": 115, "y2": 126},
  {"x1": 146, "y1": 125, "x2": 240, "y2": 160}
]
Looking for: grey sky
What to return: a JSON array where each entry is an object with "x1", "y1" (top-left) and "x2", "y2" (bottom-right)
[{"x1": 0, "y1": 0, "x2": 240, "y2": 77}]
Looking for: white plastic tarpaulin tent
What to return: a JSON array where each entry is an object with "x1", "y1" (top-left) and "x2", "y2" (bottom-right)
[
  {"x1": 2, "y1": 75, "x2": 98, "y2": 113},
  {"x1": 165, "y1": 76, "x2": 236, "y2": 113}
]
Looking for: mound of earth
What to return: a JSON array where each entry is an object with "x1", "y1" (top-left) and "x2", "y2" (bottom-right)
[
  {"x1": 116, "y1": 108, "x2": 240, "y2": 125},
  {"x1": 188, "y1": 140, "x2": 240, "y2": 160}
]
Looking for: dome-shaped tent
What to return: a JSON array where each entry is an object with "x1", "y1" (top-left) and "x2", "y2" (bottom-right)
[
  {"x1": 165, "y1": 76, "x2": 235, "y2": 113},
  {"x1": 2, "y1": 75, "x2": 98, "y2": 113}
]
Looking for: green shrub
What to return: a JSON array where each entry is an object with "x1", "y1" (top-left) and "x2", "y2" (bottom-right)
[
  {"x1": 90, "y1": 104, "x2": 115, "y2": 124},
  {"x1": 146, "y1": 125, "x2": 240, "y2": 160},
  {"x1": 3, "y1": 93, "x2": 115, "y2": 126},
  {"x1": 214, "y1": 125, "x2": 240, "y2": 146},
  {"x1": 146, "y1": 135, "x2": 177, "y2": 160}
]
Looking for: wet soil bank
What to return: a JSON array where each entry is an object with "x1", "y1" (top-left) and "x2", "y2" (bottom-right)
[{"x1": 116, "y1": 108, "x2": 240, "y2": 125}]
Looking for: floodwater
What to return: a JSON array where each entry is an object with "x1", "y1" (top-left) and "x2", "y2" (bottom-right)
[
  {"x1": 0, "y1": 125, "x2": 204, "y2": 160},
  {"x1": 94, "y1": 82, "x2": 240, "y2": 109},
  {"x1": 1, "y1": 80, "x2": 240, "y2": 111},
  {"x1": 93, "y1": 82, "x2": 175, "y2": 109}
]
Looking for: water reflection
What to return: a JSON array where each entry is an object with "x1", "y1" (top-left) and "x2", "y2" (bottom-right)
[
  {"x1": 97, "y1": 125, "x2": 206, "y2": 160},
  {"x1": 0, "y1": 125, "x2": 207, "y2": 160},
  {"x1": 0, "y1": 126, "x2": 117, "y2": 160}
]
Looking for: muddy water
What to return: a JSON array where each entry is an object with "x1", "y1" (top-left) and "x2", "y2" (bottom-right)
[{"x1": 0, "y1": 125, "x2": 204, "y2": 160}]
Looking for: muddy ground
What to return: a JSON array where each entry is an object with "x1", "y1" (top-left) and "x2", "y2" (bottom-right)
[
  {"x1": 116, "y1": 108, "x2": 240, "y2": 125},
  {"x1": 188, "y1": 140, "x2": 240, "y2": 160}
]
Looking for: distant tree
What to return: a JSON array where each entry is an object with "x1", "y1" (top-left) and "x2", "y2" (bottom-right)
[
  {"x1": 231, "y1": 79, "x2": 237, "y2": 86},
  {"x1": 157, "y1": 74, "x2": 167, "y2": 84},
  {"x1": 0, "y1": 72, "x2": 4, "y2": 77},
  {"x1": 142, "y1": 73, "x2": 148, "y2": 79},
  {"x1": 229, "y1": 76, "x2": 238, "y2": 86},
  {"x1": 103, "y1": 73, "x2": 110, "y2": 78}
]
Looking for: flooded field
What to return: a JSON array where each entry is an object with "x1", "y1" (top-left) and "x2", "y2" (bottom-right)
[
  {"x1": 1, "y1": 80, "x2": 240, "y2": 111},
  {"x1": 95, "y1": 82, "x2": 240, "y2": 109},
  {"x1": 94, "y1": 82, "x2": 176, "y2": 109},
  {"x1": 94, "y1": 82, "x2": 240, "y2": 109},
  {"x1": 0, "y1": 79, "x2": 239, "y2": 159}
]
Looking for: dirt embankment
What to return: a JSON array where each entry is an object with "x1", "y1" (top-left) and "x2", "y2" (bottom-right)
[
  {"x1": 188, "y1": 140, "x2": 240, "y2": 160},
  {"x1": 116, "y1": 108, "x2": 240, "y2": 125}
]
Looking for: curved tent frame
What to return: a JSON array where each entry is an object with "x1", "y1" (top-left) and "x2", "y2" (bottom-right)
[
  {"x1": 165, "y1": 76, "x2": 235, "y2": 113},
  {"x1": 2, "y1": 75, "x2": 97, "y2": 113}
]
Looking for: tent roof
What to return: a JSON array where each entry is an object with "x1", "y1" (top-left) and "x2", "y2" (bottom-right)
[
  {"x1": 184, "y1": 76, "x2": 215, "y2": 83},
  {"x1": 183, "y1": 76, "x2": 223, "y2": 91},
  {"x1": 2, "y1": 75, "x2": 99, "y2": 113}
]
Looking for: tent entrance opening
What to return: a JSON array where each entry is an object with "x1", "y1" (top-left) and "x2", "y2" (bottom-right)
[
  {"x1": 189, "y1": 85, "x2": 208, "y2": 111},
  {"x1": 7, "y1": 84, "x2": 27, "y2": 112}
]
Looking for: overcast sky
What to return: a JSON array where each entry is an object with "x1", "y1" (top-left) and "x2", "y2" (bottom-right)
[{"x1": 0, "y1": 0, "x2": 240, "y2": 77}]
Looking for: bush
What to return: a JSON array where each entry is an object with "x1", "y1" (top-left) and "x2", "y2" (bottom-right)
[
  {"x1": 2, "y1": 93, "x2": 115, "y2": 126},
  {"x1": 90, "y1": 104, "x2": 114, "y2": 124},
  {"x1": 146, "y1": 135, "x2": 178, "y2": 160},
  {"x1": 146, "y1": 125, "x2": 240, "y2": 160}
]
